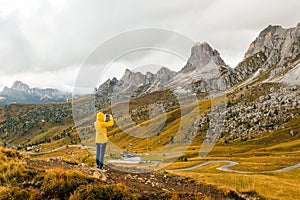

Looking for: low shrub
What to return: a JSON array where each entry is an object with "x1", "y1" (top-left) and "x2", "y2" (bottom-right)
[
  {"x1": 70, "y1": 183, "x2": 135, "y2": 200},
  {"x1": 40, "y1": 168, "x2": 88, "y2": 199}
]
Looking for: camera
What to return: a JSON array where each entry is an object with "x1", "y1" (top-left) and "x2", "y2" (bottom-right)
[{"x1": 104, "y1": 114, "x2": 111, "y2": 122}]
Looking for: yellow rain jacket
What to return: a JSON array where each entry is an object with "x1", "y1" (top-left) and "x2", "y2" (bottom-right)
[{"x1": 95, "y1": 112, "x2": 114, "y2": 143}]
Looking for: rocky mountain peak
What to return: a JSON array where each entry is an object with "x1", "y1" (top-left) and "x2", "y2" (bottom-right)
[
  {"x1": 244, "y1": 23, "x2": 300, "y2": 68},
  {"x1": 157, "y1": 67, "x2": 176, "y2": 77},
  {"x1": 111, "y1": 77, "x2": 118, "y2": 83},
  {"x1": 261, "y1": 24, "x2": 284, "y2": 35},
  {"x1": 119, "y1": 67, "x2": 177, "y2": 87},
  {"x1": 244, "y1": 25, "x2": 284, "y2": 58},
  {"x1": 156, "y1": 67, "x2": 177, "y2": 83},
  {"x1": 145, "y1": 71, "x2": 154, "y2": 79},
  {"x1": 11, "y1": 81, "x2": 30, "y2": 92},
  {"x1": 157, "y1": 67, "x2": 171, "y2": 74},
  {"x1": 121, "y1": 69, "x2": 145, "y2": 86},
  {"x1": 181, "y1": 42, "x2": 227, "y2": 73},
  {"x1": 124, "y1": 68, "x2": 133, "y2": 76},
  {"x1": 96, "y1": 66, "x2": 177, "y2": 106}
]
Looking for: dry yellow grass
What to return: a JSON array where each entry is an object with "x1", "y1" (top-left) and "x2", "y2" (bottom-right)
[
  {"x1": 161, "y1": 116, "x2": 300, "y2": 200},
  {"x1": 171, "y1": 169, "x2": 300, "y2": 200},
  {"x1": 29, "y1": 146, "x2": 96, "y2": 166}
]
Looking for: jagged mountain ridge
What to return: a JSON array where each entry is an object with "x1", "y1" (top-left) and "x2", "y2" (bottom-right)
[
  {"x1": 120, "y1": 67, "x2": 177, "y2": 87},
  {"x1": 187, "y1": 23, "x2": 300, "y2": 93},
  {"x1": 0, "y1": 81, "x2": 72, "y2": 105},
  {"x1": 94, "y1": 23, "x2": 300, "y2": 110},
  {"x1": 95, "y1": 41, "x2": 231, "y2": 105},
  {"x1": 95, "y1": 67, "x2": 178, "y2": 108}
]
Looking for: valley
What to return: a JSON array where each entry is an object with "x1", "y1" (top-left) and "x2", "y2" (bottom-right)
[{"x1": 0, "y1": 23, "x2": 300, "y2": 199}]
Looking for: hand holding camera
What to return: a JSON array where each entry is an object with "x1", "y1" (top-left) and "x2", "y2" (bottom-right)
[{"x1": 105, "y1": 114, "x2": 111, "y2": 122}]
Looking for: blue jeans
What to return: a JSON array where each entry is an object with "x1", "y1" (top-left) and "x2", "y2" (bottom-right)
[{"x1": 96, "y1": 143, "x2": 107, "y2": 168}]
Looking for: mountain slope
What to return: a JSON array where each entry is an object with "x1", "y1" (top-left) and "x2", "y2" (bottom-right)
[
  {"x1": 0, "y1": 147, "x2": 246, "y2": 200},
  {"x1": 92, "y1": 23, "x2": 300, "y2": 154}
]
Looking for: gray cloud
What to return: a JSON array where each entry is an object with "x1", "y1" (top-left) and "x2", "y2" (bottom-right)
[
  {"x1": 0, "y1": 13, "x2": 36, "y2": 74},
  {"x1": 0, "y1": 0, "x2": 299, "y2": 91}
]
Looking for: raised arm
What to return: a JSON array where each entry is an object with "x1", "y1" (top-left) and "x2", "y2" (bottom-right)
[{"x1": 99, "y1": 116, "x2": 114, "y2": 127}]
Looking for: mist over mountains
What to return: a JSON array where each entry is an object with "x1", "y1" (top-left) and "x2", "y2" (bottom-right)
[{"x1": 0, "y1": 81, "x2": 72, "y2": 105}]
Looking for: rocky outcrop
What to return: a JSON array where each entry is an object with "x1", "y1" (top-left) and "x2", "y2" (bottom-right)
[
  {"x1": 95, "y1": 68, "x2": 177, "y2": 109},
  {"x1": 245, "y1": 24, "x2": 300, "y2": 68},
  {"x1": 119, "y1": 67, "x2": 177, "y2": 87},
  {"x1": 96, "y1": 77, "x2": 118, "y2": 96},
  {"x1": 181, "y1": 42, "x2": 228, "y2": 73},
  {"x1": 11, "y1": 81, "x2": 30, "y2": 92},
  {"x1": 120, "y1": 69, "x2": 148, "y2": 87},
  {"x1": 228, "y1": 51, "x2": 267, "y2": 84},
  {"x1": 156, "y1": 67, "x2": 177, "y2": 84},
  {"x1": 217, "y1": 23, "x2": 300, "y2": 89},
  {"x1": 162, "y1": 42, "x2": 234, "y2": 94},
  {"x1": 196, "y1": 85, "x2": 300, "y2": 142}
]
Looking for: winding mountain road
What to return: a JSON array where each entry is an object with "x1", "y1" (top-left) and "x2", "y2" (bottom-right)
[
  {"x1": 22, "y1": 146, "x2": 300, "y2": 173},
  {"x1": 168, "y1": 160, "x2": 300, "y2": 173}
]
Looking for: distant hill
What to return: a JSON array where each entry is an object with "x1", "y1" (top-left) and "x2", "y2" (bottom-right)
[{"x1": 0, "y1": 81, "x2": 73, "y2": 105}]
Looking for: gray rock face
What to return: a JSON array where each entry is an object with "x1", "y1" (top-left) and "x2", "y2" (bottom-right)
[
  {"x1": 165, "y1": 42, "x2": 234, "y2": 93},
  {"x1": 156, "y1": 67, "x2": 177, "y2": 84},
  {"x1": 244, "y1": 24, "x2": 300, "y2": 68},
  {"x1": 218, "y1": 23, "x2": 300, "y2": 89},
  {"x1": 96, "y1": 78, "x2": 118, "y2": 96},
  {"x1": 181, "y1": 42, "x2": 227, "y2": 73},
  {"x1": 195, "y1": 85, "x2": 300, "y2": 143},
  {"x1": 119, "y1": 67, "x2": 176, "y2": 87},
  {"x1": 121, "y1": 69, "x2": 147, "y2": 87},
  {"x1": 11, "y1": 81, "x2": 30, "y2": 92},
  {"x1": 95, "y1": 67, "x2": 177, "y2": 109}
]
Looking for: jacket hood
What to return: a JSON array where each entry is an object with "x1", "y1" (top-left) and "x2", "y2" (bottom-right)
[{"x1": 97, "y1": 112, "x2": 105, "y2": 122}]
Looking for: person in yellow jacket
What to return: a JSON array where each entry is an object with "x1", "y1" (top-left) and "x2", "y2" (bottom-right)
[{"x1": 94, "y1": 112, "x2": 114, "y2": 171}]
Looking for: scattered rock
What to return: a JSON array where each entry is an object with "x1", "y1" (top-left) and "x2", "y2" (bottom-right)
[
  {"x1": 290, "y1": 129, "x2": 298, "y2": 137},
  {"x1": 80, "y1": 163, "x2": 87, "y2": 167},
  {"x1": 92, "y1": 171, "x2": 107, "y2": 181},
  {"x1": 47, "y1": 157, "x2": 63, "y2": 162}
]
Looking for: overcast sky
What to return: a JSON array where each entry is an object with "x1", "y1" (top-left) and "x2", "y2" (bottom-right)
[{"x1": 0, "y1": 0, "x2": 299, "y2": 93}]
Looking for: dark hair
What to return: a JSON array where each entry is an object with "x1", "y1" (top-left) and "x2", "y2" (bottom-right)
[{"x1": 105, "y1": 114, "x2": 110, "y2": 122}]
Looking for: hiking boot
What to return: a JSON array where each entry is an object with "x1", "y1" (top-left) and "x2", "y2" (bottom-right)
[{"x1": 100, "y1": 167, "x2": 107, "y2": 172}]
